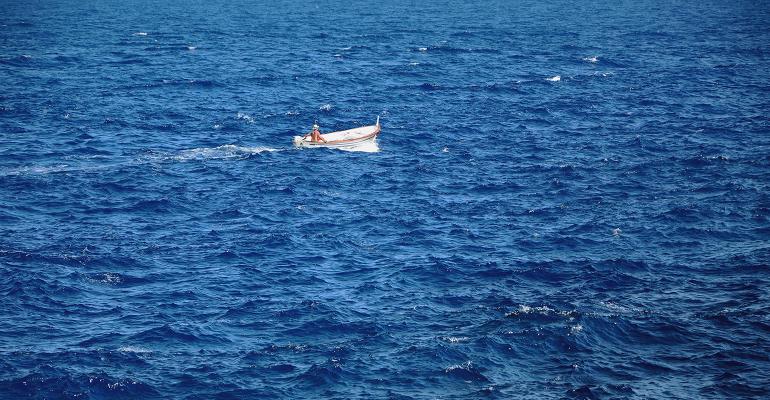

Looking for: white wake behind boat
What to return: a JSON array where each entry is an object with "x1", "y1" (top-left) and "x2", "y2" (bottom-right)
[{"x1": 293, "y1": 117, "x2": 381, "y2": 150}]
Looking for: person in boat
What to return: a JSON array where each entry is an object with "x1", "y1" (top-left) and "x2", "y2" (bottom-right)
[{"x1": 305, "y1": 123, "x2": 327, "y2": 143}]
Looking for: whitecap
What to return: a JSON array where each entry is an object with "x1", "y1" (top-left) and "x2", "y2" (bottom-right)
[
  {"x1": 100, "y1": 273, "x2": 123, "y2": 284},
  {"x1": 442, "y1": 336, "x2": 469, "y2": 343},
  {"x1": 187, "y1": 46, "x2": 197, "y2": 51},
  {"x1": 86, "y1": 272, "x2": 126, "y2": 285},
  {"x1": 418, "y1": 47, "x2": 428, "y2": 52},
  {"x1": 321, "y1": 190, "x2": 341, "y2": 198},
  {"x1": 134, "y1": 32, "x2": 148, "y2": 36},
  {"x1": 612, "y1": 227, "x2": 622, "y2": 236},
  {"x1": 319, "y1": 103, "x2": 333, "y2": 111},
  {"x1": 236, "y1": 112, "x2": 255, "y2": 123},
  {"x1": 600, "y1": 301, "x2": 643, "y2": 315},
  {"x1": 118, "y1": 346, "x2": 152, "y2": 354},
  {"x1": 445, "y1": 361, "x2": 473, "y2": 372},
  {"x1": 505, "y1": 304, "x2": 575, "y2": 317},
  {"x1": 583, "y1": 56, "x2": 599, "y2": 63},
  {"x1": 546, "y1": 75, "x2": 561, "y2": 82}
]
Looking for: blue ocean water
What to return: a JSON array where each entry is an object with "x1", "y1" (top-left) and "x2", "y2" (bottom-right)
[{"x1": 1, "y1": 0, "x2": 769, "y2": 398}]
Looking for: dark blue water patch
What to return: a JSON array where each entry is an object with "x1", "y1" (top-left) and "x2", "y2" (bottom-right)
[
  {"x1": 267, "y1": 363, "x2": 297, "y2": 373},
  {"x1": 126, "y1": 325, "x2": 229, "y2": 345},
  {"x1": 52, "y1": 55, "x2": 81, "y2": 63},
  {"x1": 130, "y1": 79, "x2": 222, "y2": 90},
  {"x1": 466, "y1": 82, "x2": 521, "y2": 94},
  {"x1": 416, "y1": 82, "x2": 442, "y2": 91},
  {"x1": 699, "y1": 372, "x2": 770, "y2": 398},
  {"x1": 107, "y1": 56, "x2": 152, "y2": 66},
  {"x1": 0, "y1": 55, "x2": 36, "y2": 67},
  {"x1": 293, "y1": 360, "x2": 349, "y2": 387},
  {"x1": 0, "y1": 370, "x2": 159, "y2": 400},
  {"x1": 566, "y1": 384, "x2": 636, "y2": 399}
]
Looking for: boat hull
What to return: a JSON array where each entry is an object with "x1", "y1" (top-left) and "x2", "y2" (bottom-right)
[{"x1": 293, "y1": 119, "x2": 380, "y2": 149}]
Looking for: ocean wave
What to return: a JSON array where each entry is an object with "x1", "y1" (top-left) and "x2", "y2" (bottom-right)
[
  {"x1": 0, "y1": 371, "x2": 159, "y2": 399},
  {"x1": 53, "y1": 54, "x2": 81, "y2": 63},
  {"x1": 505, "y1": 304, "x2": 577, "y2": 319},
  {"x1": 444, "y1": 361, "x2": 489, "y2": 382},
  {"x1": 117, "y1": 345, "x2": 152, "y2": 354},
  {"x1": 127, "y1": 324, "x2": 229, "y2": 345},
  {"x1": 295, "y1": 362, "x2": 346, "y2": 386},
  {"x1": 418, "y1": 82, "x2": 441, "y2": 91},
  {"x1": 0, "y1": 54, "x2": 34, "y2": 67},
  {"x1": 262, "y1": 343, "x2": 311, "y2": 353},
  {"x1": 84, "y1": 272, "x2": 150, "y2": 287}
]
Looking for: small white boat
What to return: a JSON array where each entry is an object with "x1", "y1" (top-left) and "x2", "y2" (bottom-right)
[{"x1": 293, "y1": 117, "x2": 381, "y2": 150}]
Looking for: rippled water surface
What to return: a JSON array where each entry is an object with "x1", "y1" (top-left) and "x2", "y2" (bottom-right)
[{"x1": 2, "y1": 0, "x2": 770, "y2": 399}]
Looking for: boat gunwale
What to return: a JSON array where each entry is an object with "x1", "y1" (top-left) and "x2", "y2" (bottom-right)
[{"x1": 319, "y1": 124, "x2": 380, "y2": 145}]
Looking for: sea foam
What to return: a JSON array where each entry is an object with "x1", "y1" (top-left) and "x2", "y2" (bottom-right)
[{"x1": 172, "y1": 145, "x2": 278, "y2": 161}]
